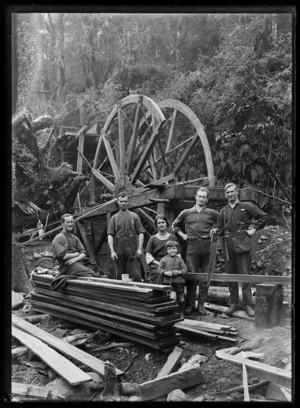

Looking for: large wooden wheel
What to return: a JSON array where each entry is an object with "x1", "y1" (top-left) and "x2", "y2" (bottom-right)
[
  {"x1": 90, "y1": 95, "x2": 214, "y2": 203},
  {"x1": 157, "y1": 99, "x2": 215, "y2": 187},
  {"x1": 90, "y1": 94, "x2": 166, "y2": 201}
]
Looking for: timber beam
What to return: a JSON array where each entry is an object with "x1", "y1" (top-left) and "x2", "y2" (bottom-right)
[
  {"x1": 185, "y1": 273, "x2": 291, "y2": 286},
  {"x1": 80, "y1": 185, "x2": 257, "y2": 219}
]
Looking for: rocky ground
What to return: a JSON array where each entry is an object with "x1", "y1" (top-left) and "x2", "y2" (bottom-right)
[{"x1": 9, "y1": 223, "x2": 293, "y2": 402}]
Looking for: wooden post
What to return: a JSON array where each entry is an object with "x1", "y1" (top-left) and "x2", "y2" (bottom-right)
[
  {"x1": 156, "y1": 203, "x2": 174, "y2": 228},
  {"x1": 255, "y1": 284, "x2": 283, "y2": 328}
]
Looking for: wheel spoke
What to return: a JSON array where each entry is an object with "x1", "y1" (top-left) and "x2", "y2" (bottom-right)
[
  {"x1": 91, "y1": 168, "x2": 115, "y2": 192},
  {"x1": 172, "y1": 132, "x2": 199, "y2": 176},
  {"x1": 126, "y1": 102, "x2": 141, "y2": 174},
  {"x1": 118, "y1": 107, "x2": 125, "y2": 175},
  {"x1": 166, "y1": 109, "x2": 177, "y2": 152},
  {"x1": 103, "y1": 135, "x2": 120, "y2": 179},
  {"x1": 130, "y1": 121, "x2": 165, "y2": 184}
]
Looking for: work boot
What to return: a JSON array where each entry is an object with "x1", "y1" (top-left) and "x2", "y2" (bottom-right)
[
  {"x1": 224, "y1": 304, "x2": 239, "y2": 316},
  {"x1": 197, "y1": 303, "x2": 207, "y2": 316},
  {"x1": 244, "y1": 305, "x2": 255, "y2": 317},
  {"x1": 185, "y1": 305, "x2": 193, "y2": 315}
]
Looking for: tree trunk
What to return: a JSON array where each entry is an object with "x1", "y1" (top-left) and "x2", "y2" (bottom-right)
[
  {"x1": 12, "y1": 13, "x2": 18, "y2": 115},
  {"x1": 12, "y1": 240, "x2": 33, "y2": 295}
]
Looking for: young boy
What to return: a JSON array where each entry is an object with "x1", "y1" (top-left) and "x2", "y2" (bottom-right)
[{"x1": 158, "y1": 240, "x2": 188, "y2": 317}]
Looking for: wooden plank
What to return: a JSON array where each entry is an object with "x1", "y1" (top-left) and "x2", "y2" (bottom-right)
[
  {"x1": 181, "y1": 318, "x2": 237, "y2": 333},
  {"x1": 31, "y1": 273, "x2": 155, "y2": 294},
  {"x1": 33, "y1": 287, "x2": 178, "y2": 318},
  {"x1": 31, "y1": 293, "x2": 170, "y2": 330},
  {"x1": 34, "y1": 285, "x2": 177, "y2": 314},
  {"x1": 12, "y1": 326, "x2": 92, "y2": 386},
  {"x1": 12, "y1": 314, "x2": 123, "y2": 377},
  {"x1": 30, "y1": 298, "x2": 182, "y2": 335},
  {"x1": 11, "y1": 382, "x2": 51, "y2": 400},
  {"x1": 216, "y1": 350, "x2": 291, "y2": 389},
  {"x1": 266, "y1": 382, "x2": 292, "y2": 401},
  {"x1": 30, "y1": 305, "x2": 181, "y2": 351},
  {"x1": 241, "y1": 351, "x2": 250, "y2": 401},
  {"x1": 185, "y1": 273, "x2": 292, "y2": 285},
  {"x1": 75, "y1": 276, "x2": 172, "y2": 292},
  {"x1": 156, "y1": 346, "x2": 183, "y2": 378},
  {"x1": 175, "y1": 324, "x2": 238, "y2": 343},
  {"x1": 33, "y1": 281, "x2": 171, "y2": 305},
  {"x1": 175, "y1": 321, "x2": 237, "y2": 337},
  {"x1": 140, "y1": 367, "x2": 205, "y2": 401},
  {"x1": 204, "y1": 303, "x2": 254, "y2": 321}
]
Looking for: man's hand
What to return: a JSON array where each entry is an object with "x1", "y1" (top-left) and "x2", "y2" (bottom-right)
[
  {"x1": 179, "y1": 232, "x2": 188, "y2": 241},
  {"x1": 163, "y1": 271, "x2": 173, "y2": 277},
  {"x1": 246, "y1": 228, "x2": 256, "y2": 236},
  {"x1": 172, "y1": 270, "x2": 181, "y2": 276},
  {"x1": 136, "y1": 248, "x2": 143, "y2": 258},
  {"x1": 65, "y1": 257, "x2": 78, "y2": 266},
  {"x1": 111, "y1": 251, "x2": 118, "y2": 261}
]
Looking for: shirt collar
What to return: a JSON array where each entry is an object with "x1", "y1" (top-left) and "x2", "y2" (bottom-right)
[
  {"x1": 193, "y1": 204, "x2": 207, "y2": 212},
  {"x1": 226, "y1": 200, "x2": 240, "y2": 209}
]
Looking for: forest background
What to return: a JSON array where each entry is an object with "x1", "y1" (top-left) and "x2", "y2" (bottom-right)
[{"x1": 11, "y1": 11, "x2": 294, "y2": 222}]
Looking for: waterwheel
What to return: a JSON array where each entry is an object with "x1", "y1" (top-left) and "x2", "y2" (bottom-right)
[
  {"x1": 90, "y1": 95, "x2": 214, "y2": 200},
  {"x1": 85, "y1": 95, "x2": 215, "y2": 275}
]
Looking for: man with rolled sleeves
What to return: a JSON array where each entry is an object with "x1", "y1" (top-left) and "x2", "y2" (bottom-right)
[
  {"x1": 172, "y1": 187, "x2": 219, "y2": 316},
  {"x1": 211, "y1": 183, "x2": 268, "y2": 317},
  {"x1": 51, "y1": 213, "x2": 96, "y2": 290},
  {"x1": 108, "y1": 191, "x2": 145, "y2": 282}
]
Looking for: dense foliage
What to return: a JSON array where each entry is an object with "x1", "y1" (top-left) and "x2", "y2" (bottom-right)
[{"x1": 12, "y1": 12, "x2": 293, "y2": 216}]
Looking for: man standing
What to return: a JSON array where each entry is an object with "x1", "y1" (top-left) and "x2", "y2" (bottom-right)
[
  {"x1": 172, "y1": 187, "x2": 219, "y2": 315},
  {"x1": 108, "y1": 191, "x2": 145, "y2": 282},
  {"x1": 51, "y1": 214, "x2": 96, "y2": 290},
  {"x1": 212, "y1": 183, "x2": 268, "y2": 317}
]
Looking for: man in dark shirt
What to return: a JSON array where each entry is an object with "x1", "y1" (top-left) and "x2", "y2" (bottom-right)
[
  {"x1": 108, "y1": 191, "x2": 145, "y2": 281},
  {"x1": 51, "y1": 213, "x2": 96, "y2": 290},
  {"x1": 212, "y1": 183, "x2": 268, "y2": 317},
  {"x1": 172, "y1": 187, "x2": 219, "y2": 315}
]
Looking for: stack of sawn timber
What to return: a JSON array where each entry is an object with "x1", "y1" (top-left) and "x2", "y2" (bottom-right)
[
  {"x1": 175, "y1": 319, "x2": 238, "y2": 343},
  {"x1": 30, "y1": 273, "x2": 182, "y2": 352}
]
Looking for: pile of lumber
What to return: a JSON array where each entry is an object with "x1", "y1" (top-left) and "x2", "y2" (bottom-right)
[
  {"x1": 30, "y1": 273, "x2": 182, "y2": 352},
  {"x1": 175, "y1": 319, "x2": 238, "y2": 343}
]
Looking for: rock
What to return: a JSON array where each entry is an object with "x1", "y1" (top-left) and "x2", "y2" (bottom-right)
[
  {"x1": 167, "y1": 389, "x2": 188, "y2": 401},
  {"x1": 12, "y1": 291, "x2": 24, "y2": 309},
  {"x1": 52, "y1": 328, "x2": 68, "y2": 338},
  {"x1": 128, "y1": 395, "x2": 143, "y2": 401},
  {"x1": 144, "y1": 353, "x2": 152, "y2": 362},
  {"x1": 260, "y1": 235, "x2": 268, "y2": 241},
  {"x1": 45, "y1": 372, "x2": 104, "y2": 400},
  {"x1": 178, "y1": 354, "x2": 207, "y2": 371}
]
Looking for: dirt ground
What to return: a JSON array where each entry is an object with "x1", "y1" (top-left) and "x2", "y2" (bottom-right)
[{"x1": 10, "y1": 223, "x2": 293, "y2": 402}]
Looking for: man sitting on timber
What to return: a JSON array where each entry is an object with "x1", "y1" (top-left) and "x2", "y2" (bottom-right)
[
  {"x1": 51, "y1": 213, "x2": 96, "y2": 290},
  {"x1": 108, "y1": 191, "x2": 145, "y2": 281},
  {"x1": 211, "y1": 183, "x2": 268, "y2": 317},
  {"x1": 172, "y1": 187, "x2": 219, "y2": 316}
]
